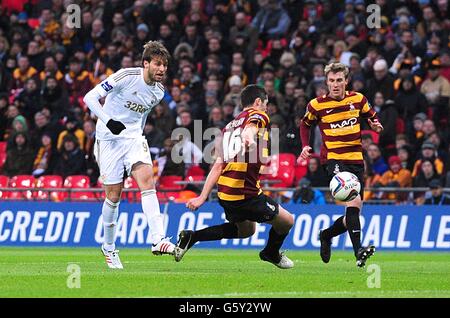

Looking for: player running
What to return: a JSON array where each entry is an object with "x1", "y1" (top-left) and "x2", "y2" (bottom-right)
[
  {"x1": 298, "y1": 62, "x2": 383, "y2": 267},
  {"x1": 83, "y1": 41, "x2": 175, "y2": 269},
  {"x1": 174, "y1": 84, "x2": 295, "y2": 269}
]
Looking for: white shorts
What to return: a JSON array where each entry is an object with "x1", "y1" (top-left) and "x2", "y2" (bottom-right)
[{"x1": 94, "y1": 136, "x2": 152, "y2": 185}]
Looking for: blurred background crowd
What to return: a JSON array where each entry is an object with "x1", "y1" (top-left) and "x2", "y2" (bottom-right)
[{"x1": 0, "y1": 0, "x2": 449, "y2": 204}]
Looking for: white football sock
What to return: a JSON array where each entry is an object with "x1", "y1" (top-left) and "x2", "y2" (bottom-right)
[
  {"x1": 141, "y1": 189, "x2": 165, "y2": 245},
  {"x1": 102, "y1": 198, "x2": 119, "y2": 252}
]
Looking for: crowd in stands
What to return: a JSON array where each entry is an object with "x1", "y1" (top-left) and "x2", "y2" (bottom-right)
[{"x1": 0, "y1": 0, "x2": 449, "y2": 204}]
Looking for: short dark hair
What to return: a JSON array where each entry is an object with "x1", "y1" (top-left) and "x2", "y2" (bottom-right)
[
  {"x1": 240, "y1": 84, "x2": 267, "y2": 108},
  {"x1": 142, "y1": 41, "x2": 170, "y2": 66}
]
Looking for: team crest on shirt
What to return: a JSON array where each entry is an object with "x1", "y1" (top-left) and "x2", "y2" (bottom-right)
[
  {"x1": 348, "y1": 103, "x2": 355, "y2": 110},
  {"x1": 101, "y1": 81, "x2": 113, "y2": 92}
]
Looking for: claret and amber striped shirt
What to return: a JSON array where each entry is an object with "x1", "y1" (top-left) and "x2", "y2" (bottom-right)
[
  {"x1": 302, "y1": 91, "x2": 377, "y2": 165},
  {"x1": 217, "y1": 108, "x2": 270, "y2": 201}
]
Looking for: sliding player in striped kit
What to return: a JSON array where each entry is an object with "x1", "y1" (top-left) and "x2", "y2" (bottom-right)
[
  {"x1": 174, "y1": 85, "x2": 295, "y2": 269},
  {"x1": 83, "y1": 41, "x2": 175, "y2": 269}
]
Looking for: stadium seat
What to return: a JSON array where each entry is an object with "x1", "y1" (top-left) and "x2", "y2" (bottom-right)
[
  {"x1": 294, "y1": 164, "x2": 308, "y2": 186},
  {"x1": 123, "y1": 176, "x2": 140, "y2": 202},
  {"x1": 0, "y1": 141, "x2": 7, "y2": 154},
  {"x1": 361, "y1": 130, "x2": 379, "y2": 144},
  {"x1": 0, "y1": 152, "x2": 6, "y2": 170},
  {"x1": 0, "y1": 175, "x2": 9, "y2": 199},
  {"x1": 35, "y1": 175, "x2": 63, "y2": 201},
  {"x1": 70, "y1": 191, "x2": 96, "y2": 201},
  {"x1": 186, "y1": 165, "x2": 205, "y2": 177},
  {"x1": 260, "y1": 154, "x2": 295, "y2": 188},
  {"x1": 9, "y1": 175, "x2": 35, "y2": 200},
  {"x1": 27, "y1": 18, "x2": 40, "y2": 29},
  {"x1": 63, "y1": 175, "x2": 91, "y2": 201},
  {"x1": 157, "y1": 191, "x2": 180, "y2": 203},
  {"x1": 93, "y1": 178, "x2": 106, "y2": 200},
  {"x1": 272, "y1": 165, "x2": 295, "y2": 188},
  {"x1": 158, "y1": 175, "x2": 184, "y2": 190},
  {"x1": 64, "y1": 175, "x2": 90, "y2": 188},
  {"x1": 278, "y1": 153, "x2": 296, "y2": 168},
  {"x1": 185, "y1": 175, "x2": 205, "y2": 182}
]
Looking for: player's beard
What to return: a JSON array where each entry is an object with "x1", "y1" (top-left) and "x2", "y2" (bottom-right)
[{"x1": 148, "y1": 68, "x2": 164, "y2": 83}]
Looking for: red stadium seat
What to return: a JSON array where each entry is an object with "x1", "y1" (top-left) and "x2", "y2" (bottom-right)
[
  {"x1": 272, "y1": 165, "x2": 295, "y2": 188},
  {"x1": 184, "y1": 175, "x2": 205, "y2": 182},
  {"x1": 123, "y1": 176, "x2": 140, "y2": 202},
  {"x1": 361, "y1": 130, "x2": 379, "y2": 144},
  {"x1": 158, "y1": 176, "x2": 183, "y2": 203},
  {"x1": 157, "y1": 191, "x2": 180, "y2": 203},
  {"x1": 158, "y1": 175, "x2": 184, "y2": 190},
  {"x1": 35, "y1": 175, "x2": 63, "y2": 201},
  {"x1": 93, "y1": 178, "x2": 106, "y2": 200},
  {"x1": 156, "y1": 191, "x2": 167, "y2": 202},
  {"x1": 64, "y1": 175, "x2": 90, "y2": 188},
  {"x1": 0, "y1": 141, "x2": 7, "y2": 154},
  {"x1": 0, "y1": 152, "x2": 6, "y2": 170},
  {"x1": 70, "y1": 191, "x2": 96, "y2": 201},
  {"x1": 28, "y1": 18, "x2": 40, "y2": 29},
  {"x1": 0, "y1": 175, "x2": 9, "y2": 199},
  {"x1": 186, "y1": 165, "x2": 205, "y2": 177},
  {"x1": 63, "y1": 175, "x2": 91, "y2": 201},
  {"x1": 294, "y1": 164, "x2": 308, "y2": 186},
  {"x1": 9, "y1": 175, "x2": 35, "y2": 200},
  {"x1": 278, "y1": 153, "x2": 296, "y2": 168},
  {"x1": 262, "y1": 153, "x2": 296, "y2": 188}
]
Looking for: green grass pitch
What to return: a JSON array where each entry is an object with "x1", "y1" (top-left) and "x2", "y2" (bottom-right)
[{"x1": 0, "y1": 247, "x2": 449, "y2": 298}]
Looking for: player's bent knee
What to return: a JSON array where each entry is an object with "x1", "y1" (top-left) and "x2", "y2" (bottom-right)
[
  {"x1": 238, "y1": 228, "x2": 255, "y2": 238},
  {"x1": 136, "y1": 175, "x2": 156, "y2": 191},
  {"x1": 237, "y1": 222, "x2": 256, "y2": 238},
  {"x1": 278, "y1": 207, "x2": 294, "y2": 228},
  {"x1": 106, "y1": 194, "x2": 121, "y2": 203},
  {"x1": 286, "y1": 213, "x2": 294, "y2": 228}
]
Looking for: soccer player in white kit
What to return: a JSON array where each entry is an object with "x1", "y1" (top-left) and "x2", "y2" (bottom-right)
[{"x1": 83, "y1": 41, "x2": 175, "y2": 269}]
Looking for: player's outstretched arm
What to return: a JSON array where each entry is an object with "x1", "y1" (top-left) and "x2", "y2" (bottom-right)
[
  {"x1": 84, "y1": 88, "x2": 126, "y2": 135},
  {"x1": 83, "y1": 69, "x2": 129, "y2": 135},
  {"x1": 186, "y1": 157, "x2": 223, "y2": 211},
  {"x1": 83, "y1": 88, "x2": 112, "y2": 125}
]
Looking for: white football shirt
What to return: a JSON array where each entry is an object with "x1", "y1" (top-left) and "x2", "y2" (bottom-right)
[{"x1": 93, "y1": 67, "x2": 165, "y2": 140}]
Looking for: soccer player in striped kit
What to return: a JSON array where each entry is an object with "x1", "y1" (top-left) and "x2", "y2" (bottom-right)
[
  {"x1": 298, "y1": 62, "x2": 384, "y2": 267},
  {"x1": 174, "y1": 84, "x2": 295, "y2": 269}
]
